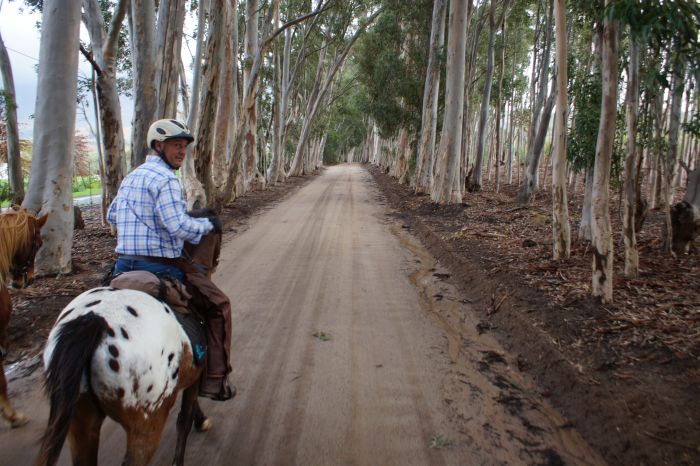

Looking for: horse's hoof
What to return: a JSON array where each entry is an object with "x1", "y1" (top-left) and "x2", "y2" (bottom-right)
[
  {"x1": 196, "y1": 418, "x2": 213, "y2": 432},
  {"x1": 9, "y1": 411, "x2": 28, "y2": 428}
]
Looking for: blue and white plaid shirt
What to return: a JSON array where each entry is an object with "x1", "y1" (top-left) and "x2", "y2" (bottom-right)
[{"x1": 107, "y1": 155, "x2": 213, "y2": 258}]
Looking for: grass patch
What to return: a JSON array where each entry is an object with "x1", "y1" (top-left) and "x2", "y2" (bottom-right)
[
  {"x1": 429, "y1": 434, "x2": 452, "y2": 449},
  {"x1": 312, "y1": 331, "x2": 332, "y2": 341}
]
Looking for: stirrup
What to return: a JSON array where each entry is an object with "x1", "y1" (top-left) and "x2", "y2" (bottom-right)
[{"x1": 200, "y1": 379, "x2": 236, "y2": 401}]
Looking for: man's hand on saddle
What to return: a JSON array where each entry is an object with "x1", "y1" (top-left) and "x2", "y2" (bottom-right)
[{"x1": 209, "y1": 217, "x2": 222, "y2": 234}]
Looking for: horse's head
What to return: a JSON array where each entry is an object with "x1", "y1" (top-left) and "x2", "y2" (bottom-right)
[
  {"x1": 9, "y1": 210, "x2": 48, "y2": 288},
  {"x1": 184, "y1": 209, "x2": 222, "y2": 278}
]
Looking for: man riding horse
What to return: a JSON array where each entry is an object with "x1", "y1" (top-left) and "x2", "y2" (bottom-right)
[{"x1": 106, "y1": 118, "x2": 234, "y2": 401}]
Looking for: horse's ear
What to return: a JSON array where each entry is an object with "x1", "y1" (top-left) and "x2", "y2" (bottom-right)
[{"x1": 37, "y1": 213, "x2": 49, "y2": 228}]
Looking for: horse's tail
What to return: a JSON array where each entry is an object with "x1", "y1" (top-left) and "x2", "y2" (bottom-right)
[{"x1": 35, "y1": 311, "x2": 108, "y2": 466}]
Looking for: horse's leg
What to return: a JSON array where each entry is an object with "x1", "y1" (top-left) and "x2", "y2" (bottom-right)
[
  {"x1": 67, "y1": 394, "x2": 105, "y2": 466},
  {"x1": 173, "y1": 384, "x2": 198, "y2": 466},
  {"x1": 122, "y1": 406, "x2": 170, "y2": 466},
  {"x1": 193, "y1": 399, "x2": 212, "y2": 432},
  {"x1": 0, "y1": 286, "x2": 26, "y2": 427}
]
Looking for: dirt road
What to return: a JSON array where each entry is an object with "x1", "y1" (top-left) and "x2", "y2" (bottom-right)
[{"x1": 0, "y1": 165, "x2": 606, "y2": 465}]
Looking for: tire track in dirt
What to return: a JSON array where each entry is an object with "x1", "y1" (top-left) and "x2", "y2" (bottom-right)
[{"x1": 391, "y1": 219, "x2": 606, "y2": 465}]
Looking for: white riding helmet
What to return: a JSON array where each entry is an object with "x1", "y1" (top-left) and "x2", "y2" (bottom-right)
[{"x1": 147, "y1": 119, "x2": 194, "y2": 149}]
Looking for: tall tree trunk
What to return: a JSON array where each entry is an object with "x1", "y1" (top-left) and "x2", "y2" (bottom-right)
[
  {"x1": 517, "y1": 80, "x2": 555, "y2": 205},
  {"x1": 551, "y1": 0, "x2": 570, "y2": 260},
  {"x1": 192, "y1": 0, "x2": 225, "y2": 206},
  {"x1": 590, "y1": 5, "x2": 618, "y2": 303},
  {"x1": 267, "y1": 21, "x2": 289, "y2": 184},
  {"x1": 494, "y1": 15, "x2": 507, "y2": 193},
  {"x1": 212, "y1": 0, "x2": 235, "y2": 195},
  {"x1": 471, "y1": 0, "x2": 502, "y2": 191},
  {"x1": 663, "y1": 55, "x2": 685, "y2": 253},
  {"x1": 183, "y1": 0, "x2": 209, "y2": 207},
  {"x1": 242, "y1": 0, "x2": 261, "y2": 191},
  {"x1": 507, "y1": 99, "x2": 516, "y2": 184},
  {"x1": 414, "y1": 0, "x2": 447, "y2": 194},
  {"x1": 129, "y1": 0, "x2": 158, "y2": 167},
  {"x1": 83, "y1": 0, "x2": 128, "y2": 219},
  {"x1": 518, "y1": 0, "x2": 552, "y2": 201},
  {"x1": 578, "y1": 169, "x2": 593, "y2": 240},
  {"x1": 154, "y1": 0, "x2": 187, "y2": 119},
  {"x1": 622, "y1": 35, "x2": 639, "y2": 277},
  {"x1": 288, "y1": 43, "x2": 328, "y2": 177},
  {"x1": 179, "y1": 60, "x2": 190, "y2": 121},
  {"x1": 0, "y1": 31, "x2": 24, "y2": 205},
  {"x1": 22, "y1": 0, "x2": 81, "y2": 274},
  {"x1": 431, "y1": 0, "x2": 469, "y2": 204}
]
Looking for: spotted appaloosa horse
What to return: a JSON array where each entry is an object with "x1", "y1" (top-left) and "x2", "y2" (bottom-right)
[
  {"x1": 0, "y1": 208, "x2": 48, "y2": 428},
  {"x1": 35, "y1": 221, "x2": 222, "y2": 466}
]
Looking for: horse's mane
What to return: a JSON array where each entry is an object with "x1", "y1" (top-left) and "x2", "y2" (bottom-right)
[{"x1": 0, "y1": 209, "x2": 33, "y2": 283}]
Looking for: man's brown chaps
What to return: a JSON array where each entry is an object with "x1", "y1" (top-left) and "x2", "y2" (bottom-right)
[{"x1": 182, "y1": 270, "x2": 232, "y2": 379}]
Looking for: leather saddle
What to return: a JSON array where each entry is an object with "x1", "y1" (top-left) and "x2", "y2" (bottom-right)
[{"x1": 108, "y1": 270, "x2": 207, "y2": 366}]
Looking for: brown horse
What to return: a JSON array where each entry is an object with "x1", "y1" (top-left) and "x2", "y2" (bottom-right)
[
  {"x1": 0, "y1": 208, "x2": 48, "y2": 428},
  {"x1": 35, "y1": 220, "x2": 222, "y2": 466}
]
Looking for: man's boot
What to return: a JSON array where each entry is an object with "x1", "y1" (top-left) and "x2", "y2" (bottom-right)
[{"x1": 199, "y1": 374, "x2": 236, "y2": 401}]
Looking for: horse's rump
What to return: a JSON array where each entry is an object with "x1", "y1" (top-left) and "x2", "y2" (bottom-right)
[
  {"x1": 38, "y1": 312, "x2": 109, "y2": 466},
  {"x1": 108, "y1": 272, "x2": 207, "y2": 366},
  {"x1": 46, "y1": 288, "x2": 192, "y2": 410}
]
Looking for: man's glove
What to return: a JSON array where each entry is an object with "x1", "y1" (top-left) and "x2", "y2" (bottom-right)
[{"x1": 209, "y1": 217, "x2": 223, "y2": 234}]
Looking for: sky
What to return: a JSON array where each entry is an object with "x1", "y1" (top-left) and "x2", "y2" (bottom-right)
[{"x1": 0, "y1": 0, "x2": 135, "y2": 142}]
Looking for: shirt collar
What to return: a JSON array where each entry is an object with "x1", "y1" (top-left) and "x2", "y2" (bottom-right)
[{"x1": 146, "y1": 154, "x2": 176, "y2": 172}]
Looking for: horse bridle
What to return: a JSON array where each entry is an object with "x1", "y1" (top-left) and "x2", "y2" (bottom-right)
[{"x1": 10, "y1": 219, "x2": 40, "y2": 281}]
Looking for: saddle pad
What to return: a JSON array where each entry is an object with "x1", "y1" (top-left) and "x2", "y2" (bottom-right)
[{"x1": 173, "y1": 311, "x2": 207, "y2": 366}]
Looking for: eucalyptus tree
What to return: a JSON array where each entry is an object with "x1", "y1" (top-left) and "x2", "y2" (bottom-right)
[
  {"x1": 470, "y1": 0, "x2": 508, "y2": 192},
  {"x1": 288, "y1": 3, "x2": 382, "y2": 177},
  {"x1": 154, "y1": 0, "x2": 187, "y2": 120},
  {"x1": 551, "y1": 0, "x2": 570, "y2": 260},
  {"x1": 81, "y1": 0, "x2": 129, "y2": 217},
  {"x1": 182, "y1": 0, "x2": 209, "y2": 205},
  {"x1": 0, "y1": 30, "x2": 23, "y2": 204},
  {"x1": 431, "y1": 0, "x2": 469, "y2": 204},
  {"x1": 567, "y1": 2, "x2": 601, "y2": 240},
  {"x1": 128, "y1": 0, "x2": 157, "y2": 167},
  {"x1": 191, "y1": 0, "x2": 228, "y2": 206},
  {"x1": 622, "y1": 22, "x2": 640, "y2": 276},
  {"x1": 217, "y1": 0, "x2": 335, "y2": 204},
  {"x1": 516, "y1": 0, "x2": 553, "y2": 205},
  {"x1": 590, "y1": 0, "x2": 618, "y2": 303},
  {"x1": 22, "y1": 0, "x2": 82, "y2": 274},
  {"x1": 414, "y1": 0, "x2": 446, "y2": 194},
  {"x1": 129, "y1": 0, "x2": 188, "y2": 167}
]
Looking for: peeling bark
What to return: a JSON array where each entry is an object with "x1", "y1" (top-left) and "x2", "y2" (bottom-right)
[
  {"x1": 154, "y1": 0, "x2": 187, "y2": 120},
  {"x1": 182, "y1": 0, "x2": 209, "y2": 207},
  {"x1": 22, "y1": 0, "x2": 82, "y2": 274},
  {"x1": 431, "y1": 0, "x2": 469, "y2": 204},
  {"x1": 622, "y1": 36, "x2": 639, "y2": 277},
  {"x1": 590, "y1": 6, "x2": 617, "y2": 303},
  {"x1": 129, "y1": 0, "x2": 158, "y2": 167},
  {"x1": 83, "y1": 0, "x2": 128, "y2": 218},
  {"x1": 414, "y1": 0, "x2": 446, "y2": 194},
  {"x1": 551, "y1": 0, "x2": 570, "y2": 260}
]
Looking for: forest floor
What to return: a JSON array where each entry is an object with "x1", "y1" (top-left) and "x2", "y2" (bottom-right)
[
  {"x1": 370, "y1": 165, "x2": 699, "y2": 466},
  {"x1": 3, "y1": 164, "x2": 698, "y2": 465}
]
